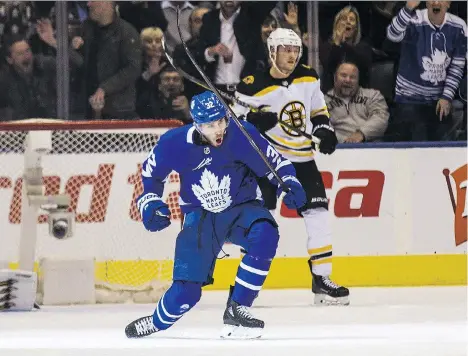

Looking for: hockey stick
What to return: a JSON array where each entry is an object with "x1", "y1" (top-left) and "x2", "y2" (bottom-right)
[
  {"x1": 175, "y1": 8, "x2": 289, "y2": 191},
  {"x1": 163, "y1": 35, "x2": 320, "y2": 146}
]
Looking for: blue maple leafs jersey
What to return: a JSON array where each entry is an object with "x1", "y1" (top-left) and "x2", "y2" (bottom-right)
[{"x1": 138, "y1": 121, "x2": 297, "y2": 215}]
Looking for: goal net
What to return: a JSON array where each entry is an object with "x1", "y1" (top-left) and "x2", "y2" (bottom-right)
[{"x1": 0, "y1": 119, "x2": 183, "y2": 304}]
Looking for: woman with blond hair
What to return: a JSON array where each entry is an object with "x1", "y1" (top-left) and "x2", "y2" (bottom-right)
[
  {"x1": 136, "y1": 26, "x2": 169, "y2": 119},
  {"x1": 319, "y1": 5, "x2": 373, "y2": 91},
  {"x1": 139, "y1": 27, "x2": 167, "y2": 82}
]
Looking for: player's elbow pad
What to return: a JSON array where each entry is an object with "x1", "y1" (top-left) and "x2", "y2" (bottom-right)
[{"x1": 246, "y1": 111, "x2": 278, "y2": 133}]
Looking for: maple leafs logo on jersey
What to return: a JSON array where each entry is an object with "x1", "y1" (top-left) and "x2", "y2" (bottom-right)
[
  {"x1": 191, "y1": 169, "x2": 232, "y2": 213},
  {"x1": 420, "y1": 49, "x2": 450, "y2": 85}
]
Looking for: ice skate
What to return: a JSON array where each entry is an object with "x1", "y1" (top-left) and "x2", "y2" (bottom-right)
[
  {"x1": 312, "y1": 272, "x2": 350, "y2": 305},
  {"x1": 221, "y1": 299, "x2": 264, "y2": 339},
  {"x1": 125, "y1": 315, "x2": 159, "y2": 338}
]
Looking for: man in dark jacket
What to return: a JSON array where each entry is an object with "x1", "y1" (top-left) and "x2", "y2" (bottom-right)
[
  {"x1": 78, "y1": 1, "x2": 142, "y2": 120},
  {"x1": 137, "y1": 66, "x2": 191, "y2": 123},
  {"x1": 0, "y1": 35, "x2": 57, "y2": 121}
]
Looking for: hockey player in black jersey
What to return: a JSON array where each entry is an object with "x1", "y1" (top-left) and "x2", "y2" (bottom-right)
[{"x1": 232, "y1": 28, "x2": 349, "y2": 305}]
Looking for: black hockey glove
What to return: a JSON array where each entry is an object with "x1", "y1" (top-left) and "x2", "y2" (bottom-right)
[
  {"x1": 313, "y1": 124, "x2": 338, "y2": 155},
  {"x1": 246, "y1": 110, "x2": 278, "y2": 133}
]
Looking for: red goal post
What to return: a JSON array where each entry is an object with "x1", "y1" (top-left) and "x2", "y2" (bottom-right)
[{"x1": 0, "y1": 118, "x2": 184, "y2": 305}]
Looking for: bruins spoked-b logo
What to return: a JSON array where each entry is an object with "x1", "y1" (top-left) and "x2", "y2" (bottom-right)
[{"x1": 279, "y1": 101, "x2": 306, "y2": 136}]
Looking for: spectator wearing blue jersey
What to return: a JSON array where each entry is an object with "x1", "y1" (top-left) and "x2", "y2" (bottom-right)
[{"x1": 387, "y1": 1, "x2": 467, "y2": 141}]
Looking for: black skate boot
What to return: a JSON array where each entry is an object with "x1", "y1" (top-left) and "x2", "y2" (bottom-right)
[
  {"x1": 308, "y1": 258, "x2": 349, "y2": 305},
  {"x1": 312, "y1": 273, "x2": 350, "y2": 305},
  {"x1": 125, "y1": 315, "x2": 159, "y2": 338},
  {"x1": 221, "y1": 299, "x2": 264, "y2": 339}
]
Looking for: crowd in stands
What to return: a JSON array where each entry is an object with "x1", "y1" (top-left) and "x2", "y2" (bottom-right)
[{"x1": 0, "y1": 1, "x2": 465, "y2": 142}]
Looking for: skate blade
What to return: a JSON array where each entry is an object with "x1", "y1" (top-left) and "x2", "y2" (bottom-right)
[
  {"x1": 220, "y1": 325, "x2": 263, "y2": 339},
  {"x1": 314, "y1": 294, "x2": 350, "y2": 306}
]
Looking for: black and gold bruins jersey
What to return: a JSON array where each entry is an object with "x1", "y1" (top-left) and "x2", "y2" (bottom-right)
[{"x1": 232, "y1": 64, "x2": 329, "y2": 162}]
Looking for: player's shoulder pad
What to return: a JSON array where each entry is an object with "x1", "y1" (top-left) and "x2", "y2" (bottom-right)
[
  {"x1": 291, "y1": 64, "x2": 320, "y2": 82},
  {"x1": 237, "y1": 71, "x2": 272, "y2": 97}
]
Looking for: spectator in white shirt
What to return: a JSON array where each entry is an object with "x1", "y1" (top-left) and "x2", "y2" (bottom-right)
[
  {"x1": 196, "y1": 1, "x2": 277, "y2": 94},
  {"x1": 204, "y1": 2, "x2": 244, "y2": 92}
]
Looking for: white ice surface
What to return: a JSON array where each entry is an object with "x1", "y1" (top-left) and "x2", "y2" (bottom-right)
[{"x1": 0, "y1": 287, "x2": 467, "y2": 356}]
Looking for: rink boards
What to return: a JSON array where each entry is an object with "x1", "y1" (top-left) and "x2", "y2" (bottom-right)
[{"x1": 1, "y1": 142, "x2": 466, "y2": 287}]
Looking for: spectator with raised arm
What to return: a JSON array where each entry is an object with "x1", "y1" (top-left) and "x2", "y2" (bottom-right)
[
  {"x1": 0, "y1": 35, "x2": 56, "y2": 121},
  {"x1": 140, "y1": 27, "x2": 167, "y2": 82},
  {"x1": 196, "y1": 1, "x2": 277, "y2": 95},
  {"x1": 273, "y1": 2, "x2": 301, "y2": 39},
  {"x1": 137, "y1": 27, "x2": 168, "y2": 103},
  {"x1": 326, "y1": 62, "x2": 389, "y2": 143},
  {"x1": 387, "y1": 1, "x2": 467, "y2": 141},
  {"x1": 253, "y1": 4, "x2": 307, "y2": 73},
  {"x1": 319, "y1": 5, "x2": 373, "y2": 92},
  {"x1": 36, "y1": 1, "x2": 142, "y2": 120},
  {"x1": 0, "y1": 2, "x2": 58, "y2": 58}
]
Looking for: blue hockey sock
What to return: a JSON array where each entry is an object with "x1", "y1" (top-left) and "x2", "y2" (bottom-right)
[
  {"x1": 152, "y1": 281, "x2": 202, "y2": 330},
  {"x1": 232, "y1": 254, "x2": 271, "y2": 307}
]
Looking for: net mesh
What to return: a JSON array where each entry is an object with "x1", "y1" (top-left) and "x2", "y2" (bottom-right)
[{"x1": 0, "y1": 119, "x2": 183, "y2": 303}]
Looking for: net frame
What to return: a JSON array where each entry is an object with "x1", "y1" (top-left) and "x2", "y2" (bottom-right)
[{"x1": 0, "y1": 119, "x2": 184, "y2": 304}]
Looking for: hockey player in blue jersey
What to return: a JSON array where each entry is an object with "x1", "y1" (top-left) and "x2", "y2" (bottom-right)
[{"x1": 125, "y1": 91, "x2": 307, "y2": 339}]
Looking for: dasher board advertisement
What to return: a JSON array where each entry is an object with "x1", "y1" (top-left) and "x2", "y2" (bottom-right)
[{"x1": 1, "y1": 145, "x2": 466, "y2": 287}]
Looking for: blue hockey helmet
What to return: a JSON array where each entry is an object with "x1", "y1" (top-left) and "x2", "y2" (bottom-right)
[{"x1": 190, "y1": 91, "x2": 228, "y2": 125}]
